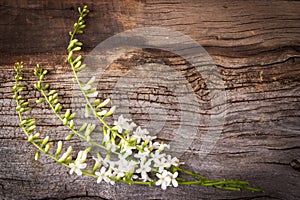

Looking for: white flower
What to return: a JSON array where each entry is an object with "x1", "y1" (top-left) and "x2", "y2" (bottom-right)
[
  {"x1": 93, "y1": 156, "x2": 108, "y2": 168},
  {"x1": 168, "y1": 171, "x2": 178, "y2": 187},
  {"x1": 155, "y1": 170, "x2": 171, "y2": 190},
  {"x1": 103, "y1": 128, "x2": 111, "y2": 143},
  {"x1": 106, "y1": 142, "x2": 119, "y2": 152},
  {"x1": 133, "y1": 126, "x2": 149, "y2": 144},
  {"x1": 158, "y1": 142, "x2": 170, "y2": 151},
  {"x1": 95, "y1": 167, "x2": 107, "y2": 183},
  {"x1": 76, "y1": 150, "x2": 88, "y2": 163},
  {"x1": 151, "y1": 150, "x2": 166, "y2": 165},
  {"x1": 136, "y1": 159, "x2": 152, "y2": 182},
  {"x1": 142, "y1": 135, "x2": 157, "y2": 142},
  {"x1": 69, "y1": 161, "x2": 87, "y2": 176},
  {"x1": 114, "y1": 115, "x2": 136, "y2": 133},
  {"x1": 113, "y1": 155, "x2": 138, "y2": 177},
  {"x1": 112, "y1": 166, "x2": 125, "y2": 178},
  {"x1": 134, "y1": 148, "x2": 150, "y2": 163},
  {"x1": 104, "y1": 169, "x2": 115, "y2": 185},
  {"x1": 166, "y1": 155, "x2": 180, "y2": 167},
  {"x1": 120, "y1": 143, "x2": 134, "y2": 157},
  {"x1": 128, "y1": 122, "x2": 137, "y2": 131},
  {"x1": 153, "y1": 157, "x2": 169, "y2": 173}
]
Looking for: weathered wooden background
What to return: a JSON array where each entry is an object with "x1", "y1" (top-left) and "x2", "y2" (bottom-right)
[{"x1": 0, "y1": 0, "x2": 300, "y2": 199}]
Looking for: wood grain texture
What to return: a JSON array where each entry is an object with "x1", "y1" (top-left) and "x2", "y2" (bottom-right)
[{"x1": 0, "y1": 0, "x2": 299, "y2": 199}]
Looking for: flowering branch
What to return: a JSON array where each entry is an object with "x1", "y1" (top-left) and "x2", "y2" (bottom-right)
[{"x1": 12, "y1": 6, "x2": 262, "y2": 192}]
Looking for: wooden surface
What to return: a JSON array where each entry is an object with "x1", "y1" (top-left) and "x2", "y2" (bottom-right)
[{"x1": 0, "y1": 0, "x2": 300, "y2": 199}]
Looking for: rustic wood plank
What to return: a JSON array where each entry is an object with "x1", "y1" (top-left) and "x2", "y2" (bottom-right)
[{"x1": 0, "y1": 0, "x2": 299, "y2": 199}]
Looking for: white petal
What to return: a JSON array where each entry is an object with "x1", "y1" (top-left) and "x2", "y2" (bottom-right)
[
  {"x1": 172, "y1": 179, "x2": 178, "y2": 187},
  {"x1": 155, "y1": 180, "x2": 162, "y2": 186},
  {"x1": 161, "y1": 182, "x2": 167, "y2": 190}
]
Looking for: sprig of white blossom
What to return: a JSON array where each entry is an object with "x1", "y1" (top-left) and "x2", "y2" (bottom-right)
[{"x1": 12, "y1": 6, "x2": 262, "y2": 192}]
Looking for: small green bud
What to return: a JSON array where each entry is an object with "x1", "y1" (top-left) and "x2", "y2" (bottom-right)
[
  {"x1": 79, "y1": 123, "x2": 87, "y2": 132},
  {"x1": 54, "y1": 103, "x2": 61, "y2": 112},
  {"x1": 81, "y1": 84, "x2": 91, "y2": 91},
  {"x1": 64, "y1": 109, "x2": 71, "y2": 118},
  {"x1": 87, "y1": 76, "x2": 95, "y2": 85},
  {"x1": 104, "y1": 106, "x2": 116, "y2": 117},
  {"x1": 86, "y1": 135, "x2": 91, "y2": 142},
  {"x1": 68, "y1": 113, "x2": 76, "y2": 120},
  {"x1": 20, "y1": 119, "x2": 27, "y2": 126},
  {"x1": 48, "y1": 95, "x2": 53, "y2": 102},
  {"x1": 73, "y1": 55, "x2": 82, "y2": 64},
  {"x1": 27, "y1": 125, "x2": 36, "y2": 133},
  {"x1": 93, "y1": 99, "x2": 101, "y2": 105},
  {"x1": 87, "y1": 91, "x2": 98, "y2": 98},
  {"x1": 97, "y1": 110, "x2": 107, "y2": 116},
  {"x1": 84, "y1": 104, "x2": 90, "y2": 118},
  {"x1": 55, "y1": 141, "x2": 63, "y2": 156},
  {"x1": 68, "y1": 51, "x2": 73, "y2": 62},
  {"x1": 28, "y1": 134, "x2": 34, "y2": 142},
  {"x1": 72, "y1": 46, "x2": 81, "y2": 51},
  {"x1": 65, "y1": 156, "x2": 72, "y2": 163},
  {"x1": 16, "y1": 105, "x2": 21, "y2": 111},
  {"x1": 97, "y1": 98, "x2": 111, "y2": 109},
  {"x1": 36, "y1": 98, "x2": 45, "y2": 103},
  {"x1": 42, "y1": 136, "x2": 50, "y2": 147},
  {"x1": 52, "y1": 93, "x2": 58, "y2": 100},
  {"x1": 33, "y1": 132, "x2": 40, "y2": 139},
  {"x1": 75, "y1": 64, "x2": 86, "y2": 72},
  {"x1": 48, "y1": 90, "x2": 56, "y2": 96},
  {"x1": 69, "y1": 120, "x2": 74, "y2": 129},
  {"x1": 65, "y1": 134, "x2": 74, "y2": 140},
  {"x1": 44, "y1": 143, "x2": 51, "y2": 153},
  {"x1": 66, "y1": 146, "x2": 72, "y2": 155},
  {"x1": 52, "y1": 99, "x2": 58, "y2": 105},
  {"x1": 35, "y1": 151, "x2": 40, "y2": 160},
  {"x1": 43, "y1": 84, "x2": 50, "y2": 90},
  {"x1": 62, "y1": 118, "x2": 68, "y2": 126},
  {"x1": 58, "y1": 152, "x2": 68, "y2": 163}
]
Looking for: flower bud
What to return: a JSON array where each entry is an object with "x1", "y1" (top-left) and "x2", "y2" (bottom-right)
[
  {"x1": 35, "y1": 151, "x2": 40, "y2": 160},
  {"x1": 55, "y1": 141, "x2": 63, "y2": 156},
  {"x1": 42, "y1": 136, "x2": 50, "y2": 147}
]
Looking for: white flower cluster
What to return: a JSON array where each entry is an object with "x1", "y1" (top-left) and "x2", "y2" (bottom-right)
[{"x1": 69, "y1": 114, "x2": 181, "y2": 190}]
